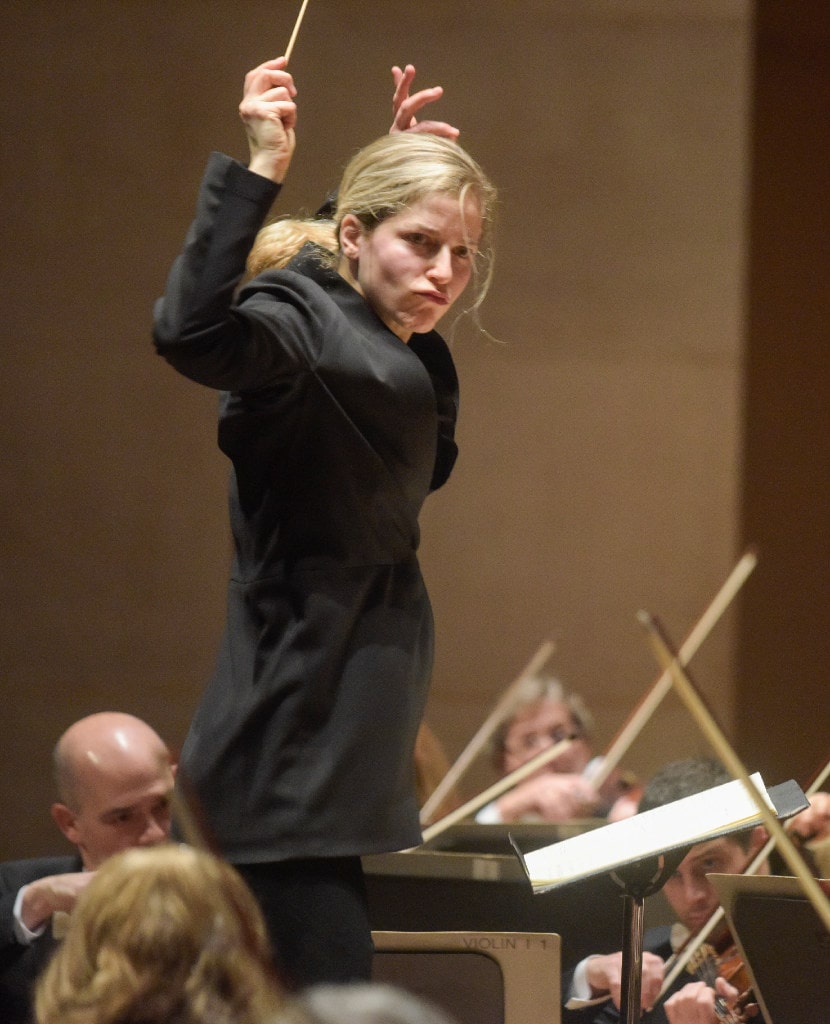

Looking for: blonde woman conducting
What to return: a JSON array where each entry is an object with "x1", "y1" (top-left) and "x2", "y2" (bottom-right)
[{"x1": 153, "y1": 57, "x2": 497, "y2": 988}]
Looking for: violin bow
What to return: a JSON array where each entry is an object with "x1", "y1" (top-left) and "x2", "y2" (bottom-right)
[
  {"x1": 639, "y1": 612, "x2": 830, "y2": 939},
  {"x1": 419, "y1": 733, "x2": 575, "y2": 845},
  {"x1": 284, "y1": 0, "x2": 310, "y2": 64},
  {"x1": 589, "y1": 549, "x2": 758, "y2": 792},
  {"x1": 419, "y1": 638, "x2": 556, "y2": 824},
  {"x1": 659, "y1": 749, "x2": 830, "y2": 995},
  {"x1": 421, "y1": 551, "x2": 755, "y2": 828}
]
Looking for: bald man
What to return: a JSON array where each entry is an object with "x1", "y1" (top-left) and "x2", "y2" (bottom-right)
[{"x1": 0, "y1": 712, "x2": 175, "y2": 1023}]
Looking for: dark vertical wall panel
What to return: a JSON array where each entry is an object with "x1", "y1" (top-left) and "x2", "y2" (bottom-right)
[{"x1": 737, "y1": 1, "x2": 830, "y2": 783}]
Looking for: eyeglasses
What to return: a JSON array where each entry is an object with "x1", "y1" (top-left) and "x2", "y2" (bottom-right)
[{"x1": 504, "y1": 724, "x2": 583, "y2": 757}]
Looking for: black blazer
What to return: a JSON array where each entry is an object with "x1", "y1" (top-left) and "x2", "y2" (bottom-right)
[
  {"x1": 154, "y1": 154, "x2": 459, "y2": 864},
  {"x1": 0, "y1": 855, "x2": 81, "y2": 1024}
]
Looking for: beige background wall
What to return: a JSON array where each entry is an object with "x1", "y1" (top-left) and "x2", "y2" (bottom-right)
[{"x1": 1, "y1": 1, "x2": 825, "y2": 861}]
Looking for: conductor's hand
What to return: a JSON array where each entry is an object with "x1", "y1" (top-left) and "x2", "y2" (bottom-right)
[
  {"x1": 584, "y1": 951, "x2": 665, "y2": 1011},
  {"x1": 240, "y1": 57, "x2": 297, "y2": 183},
  {"x1": 390, "y1": 64, "x2": 460, "y2": 140}
]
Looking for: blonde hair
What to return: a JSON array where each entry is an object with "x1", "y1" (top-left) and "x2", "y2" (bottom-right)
[
  {"x1": 247, "y1": 133, "x2": 497, "y2": 322},
  {"x1": 247, "y1": 218, "x2": 338, "y2": 277},
  {"x1": 35, "y1": 845, "x2": 283, "y2": 1024}
]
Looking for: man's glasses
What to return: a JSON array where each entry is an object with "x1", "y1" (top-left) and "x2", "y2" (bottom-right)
[{"x1": 504, "y1": 724, "x2": 583, "y2": 757}]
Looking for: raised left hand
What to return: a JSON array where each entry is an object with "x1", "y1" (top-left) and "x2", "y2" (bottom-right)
[{"x1": 390, "y1": 64, "x2": 460, "y2": 140}]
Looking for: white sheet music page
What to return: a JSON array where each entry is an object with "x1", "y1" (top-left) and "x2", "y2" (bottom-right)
[{"x1": 519, "y1": 772, "x2": 773, "y2": 892}]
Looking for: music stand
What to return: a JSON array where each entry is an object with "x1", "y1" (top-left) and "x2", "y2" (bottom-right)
[
  {"x1": 709, "y1": 872, "x2": 830, "y2": 1024},
  {"x1": 608, "y1": 849, "x2": 687, "y2": 1023},
  {"x1": 512, "y1": 778, "x2": 808, "y2": 1024}
]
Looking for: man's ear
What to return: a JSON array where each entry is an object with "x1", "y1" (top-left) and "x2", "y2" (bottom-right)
[
  {"x1": 51, "y1": 802, "x2": 80, "y2": 845},
  {"x1": 747, "y1": 824, "x2": 768, "y2": 857},
  {"x1": 339, "y1": 214, "x2": 363, "y2": 260}
]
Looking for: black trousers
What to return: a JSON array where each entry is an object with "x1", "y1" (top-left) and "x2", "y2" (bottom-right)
[{"x1": 236, "y1": 856, "x2": 374, "y2": 991}]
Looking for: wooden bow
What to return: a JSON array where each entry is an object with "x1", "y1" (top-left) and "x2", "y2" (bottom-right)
[
  {"x1": 658, "y1": 750, "x2": 830, "y2": 997},
  {"x1": 639, "y1": 612, "x2": 830, "y2": 940},
  {"x1": 419, "y1": 639, "x2": 556, "y2": 824},
  {"x1": 419, "y1": 734, "x2": 576, "y2": 844},
  {"x1": 420, "y1": 551, "x2": 756, "y2": 835},
  {"x1": 589, "y1": 549, "x2": 757, "y2": 792}
]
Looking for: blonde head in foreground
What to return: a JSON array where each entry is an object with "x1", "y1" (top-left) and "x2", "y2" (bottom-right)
[{"x1": 35, "y1": 844, "x2": 283, "y2": 1024}]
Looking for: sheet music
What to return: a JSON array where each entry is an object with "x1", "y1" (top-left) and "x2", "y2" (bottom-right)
[{"x1": 518, "y1": 773, "x2": 773, "y2": 891}]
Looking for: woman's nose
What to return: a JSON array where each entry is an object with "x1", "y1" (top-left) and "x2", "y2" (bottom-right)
[{"x1": 427, "y1": 246, "x2": 453, "y2": 283}]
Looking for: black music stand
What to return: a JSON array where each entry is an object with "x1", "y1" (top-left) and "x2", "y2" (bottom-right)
[
  {"x1": 511, "y1": 778, "x2": 809, "y2": 1024},
  {"x1": 608, "y1": 848, "x2": 687, "y2": 1023},
  {"x1": 709, "y1": 872, "x2": 830, "y2": 1024}
]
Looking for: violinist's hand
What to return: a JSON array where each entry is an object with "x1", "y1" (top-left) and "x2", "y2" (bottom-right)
[
  {"x1": 607, "y1": 791, "x2": 640, "y2": 822},
  {"x1": 584, "y1": 951, "x2": 665, "y2": 1011},
  {"x1": 390, "y1": 64, "x2": 460, "y2": 140},
  {"x1": 664, "y1": 977, "x2": 740, "y2": 1024},
  {"x1": 495, "y1": 772, "x2": 602, "y2": 823},
  {"x1": 790, "y1": 791, "x2": 830, "y2": 841},
  {"x1": 239, "y1": 57, "x2": 297, "y2": 183}
]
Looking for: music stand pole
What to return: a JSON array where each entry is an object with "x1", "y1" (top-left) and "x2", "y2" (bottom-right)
[
  {"x1": 612, "y1": 851, "x2": 685, "y2": 1024},
  {"x1": 619, "y1": 892, "x2": 645, "y2": 1024}
]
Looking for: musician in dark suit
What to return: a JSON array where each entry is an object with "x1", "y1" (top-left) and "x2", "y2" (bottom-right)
[
  {"x1": 564, "y1": 756, "x2": 830, "y2": 1023},
  {"x1": 562, "y1": 759, "x2": 768, "y2": 1024},
  {"x1": 0, "y1": 712, "x2": 174, "y2": 1024}
]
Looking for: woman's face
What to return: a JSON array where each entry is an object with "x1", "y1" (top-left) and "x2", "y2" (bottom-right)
[{"x1": 339, "y1": 192, "x2": 482, "y2": 342}]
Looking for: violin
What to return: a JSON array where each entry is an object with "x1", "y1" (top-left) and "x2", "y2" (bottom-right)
[{"x1": 684, "y1": 924, "x2": 758, "y2": 1023}]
